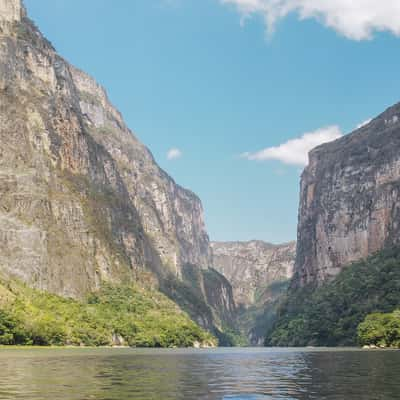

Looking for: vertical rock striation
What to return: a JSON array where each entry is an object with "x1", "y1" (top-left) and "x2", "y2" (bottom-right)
[{"x1": 294, "y1": 102, "x2": 400, "y2": 287}]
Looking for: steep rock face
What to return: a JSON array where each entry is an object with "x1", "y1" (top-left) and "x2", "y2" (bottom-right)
[
  {"x1": 0, "y1": 0, "x2": 233, "y2": 332},
  {"x1": 0, "y1": 0, "x2": 157, "y2": 298},
  {"x1": 203, "y1": 268, "x2": 236, "y2": 321},
  {"x1": 294, "y1": 102, "x2": 400, "y2": 287},
  {"x1": 212, "y1": 241, "x2": 295, "y2": 307}
]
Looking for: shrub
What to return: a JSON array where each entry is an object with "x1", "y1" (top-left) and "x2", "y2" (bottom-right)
[{"x1": 358, "y1": 310, "x2": 400, "y2": 348}]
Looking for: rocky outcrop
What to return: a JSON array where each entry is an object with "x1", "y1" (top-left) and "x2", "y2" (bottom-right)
[
  {"x1": 0, "y1": 0, "x2": 233, "y2": 334},
  {"x1": 212, "y1": 241, "x2": 295, "y2": 307},
  {"x1": 294, "y1": 102, "x2": 400, "y2": 287}
]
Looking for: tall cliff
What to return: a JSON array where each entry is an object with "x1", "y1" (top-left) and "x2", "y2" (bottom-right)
[
  {"x1": 294, "y1": 102, "x2": 400, "y2": 287},
  {"x1": 212, "y1": 240, "x2": 295, "y2": 344},
  {"x1": 0, "y1": 0, "x2": 234, "y2": 334}
]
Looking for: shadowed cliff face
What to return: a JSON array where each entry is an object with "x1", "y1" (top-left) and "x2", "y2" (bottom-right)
[
  {"x1": 294, "y1": 102, "x2": 400, "y2": 287},
  {"x1": 0, "y1": 0, "x2": 234, "y2": 334}
]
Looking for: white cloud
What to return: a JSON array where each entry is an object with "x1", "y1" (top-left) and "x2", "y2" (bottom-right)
[
  {"x1": 167, "y1": 148, "x2": 182, "y2": 160},
  {"x1": 356, "y1": 118, "x2": 372, "y2": 129},
  {"x1": 242, "y1": 125, "x2": 342, "y2": 166},
  {"x1": 221, "y1": 0, "x2": 400, "y2": 40}
]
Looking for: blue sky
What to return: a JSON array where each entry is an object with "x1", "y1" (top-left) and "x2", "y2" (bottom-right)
[{"x1": 25, "y1": 0, "x2": 400, "y2": 244}]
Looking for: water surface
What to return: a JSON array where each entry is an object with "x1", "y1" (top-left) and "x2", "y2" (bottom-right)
[{"x1": 0, "y1": 347, "x2": 398, "y2": 399}]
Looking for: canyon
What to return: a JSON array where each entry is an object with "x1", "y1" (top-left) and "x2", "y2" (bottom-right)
[{"x1": 2, "y1": 0, "x2": 399, "y2": 348}]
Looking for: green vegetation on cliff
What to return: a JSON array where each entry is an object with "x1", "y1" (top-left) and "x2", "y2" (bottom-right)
[
  {"x1": 358, "y1": 310, "x2": 400, "y2": 348},
  {"x1": 0, "y1": 279, "x2": 215, "y2": 348},
  {"x1": 265, "y1": 247, "x2": 400, "y2": 346}
]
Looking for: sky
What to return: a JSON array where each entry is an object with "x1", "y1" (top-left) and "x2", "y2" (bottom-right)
[{"x1": 24, "y1": 0, "x2": 400, "y2": 244}]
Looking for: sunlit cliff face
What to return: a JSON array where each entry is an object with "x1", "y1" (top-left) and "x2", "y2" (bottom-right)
[{"x1": 0, "y1": 0, "x2": 22, "y2": 23}]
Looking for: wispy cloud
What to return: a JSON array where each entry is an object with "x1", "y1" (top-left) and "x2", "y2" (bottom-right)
[
  {"x1": 241, "y1": 125, "x2": 342, "y2": 166},
  {"x1": 167, "y1": 148, "x2": 182, "y2": 160},
  {"x1": 221, "y1": 0, "x2": 400, "y2": 40}
]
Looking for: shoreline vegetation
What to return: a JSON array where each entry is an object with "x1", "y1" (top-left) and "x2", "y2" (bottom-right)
[
  {"x1": 0, "y1": 278, "x2": 216, "y2": 349},
  {"x1": 1, "y1": 249, "x2": 399, "y2": 350},
  {"x1": 0, "y1": 344, "x2": 398, "y2": 350},
  {"x1": 265, "y1": 247, "x2": 400, "y2": 348},
  {"x1": 1, "y1": 259, "x2": 399, "y2": 350},
  {"x1": 358, "y1": 310, "x2": 400, "y2": 349}
]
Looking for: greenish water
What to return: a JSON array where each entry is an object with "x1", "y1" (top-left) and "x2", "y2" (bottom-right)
[{"x1": 0, "y1": 348, "x2": 399, "y2": 399}]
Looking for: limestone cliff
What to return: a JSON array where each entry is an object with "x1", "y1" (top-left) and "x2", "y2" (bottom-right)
[
  {"x1": 212, "y1": 241, "x2": 295, "y2": 307},
  {"x1": 0, "y1": 0, "x2": 233, "y2": 334},
  {"x1": 294, "y1": 102, "x2": 400, "y2": 287},
  {"x1": 0, "y1": 0, "x2": 21, "y2": 25}
]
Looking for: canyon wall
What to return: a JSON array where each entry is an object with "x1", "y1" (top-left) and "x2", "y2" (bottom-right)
[
  {"x1": 0, "y1": 0, "x2": 233, "y2": 333},
  {"x1": 294, "y1": 103, "x2": 400, "y2": 287}
]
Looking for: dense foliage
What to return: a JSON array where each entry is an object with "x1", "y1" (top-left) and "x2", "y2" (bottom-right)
[
  {"x1": 358, "y1": 310, "x2": 400, "y2": 348},
  {"x1": 0, "y1": 280, "x2": 215, "y2": 347},
  {"x1": 265, "y1": 247, "x2": 400, "y2": 346}
]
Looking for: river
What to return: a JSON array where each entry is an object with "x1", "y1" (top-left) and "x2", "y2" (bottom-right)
[{"x1": 0, "y1": 347, "x2": 398, "y2": 399}]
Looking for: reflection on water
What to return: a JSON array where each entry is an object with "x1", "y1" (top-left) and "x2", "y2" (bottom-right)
[{"x1": 0, "y1": 347, "x2": 399, "y2": 400}]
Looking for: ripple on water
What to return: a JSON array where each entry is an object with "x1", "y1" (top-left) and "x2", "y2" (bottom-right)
[{"x1": 0, "y1": 348, "x2": 399, "y2": 400}]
